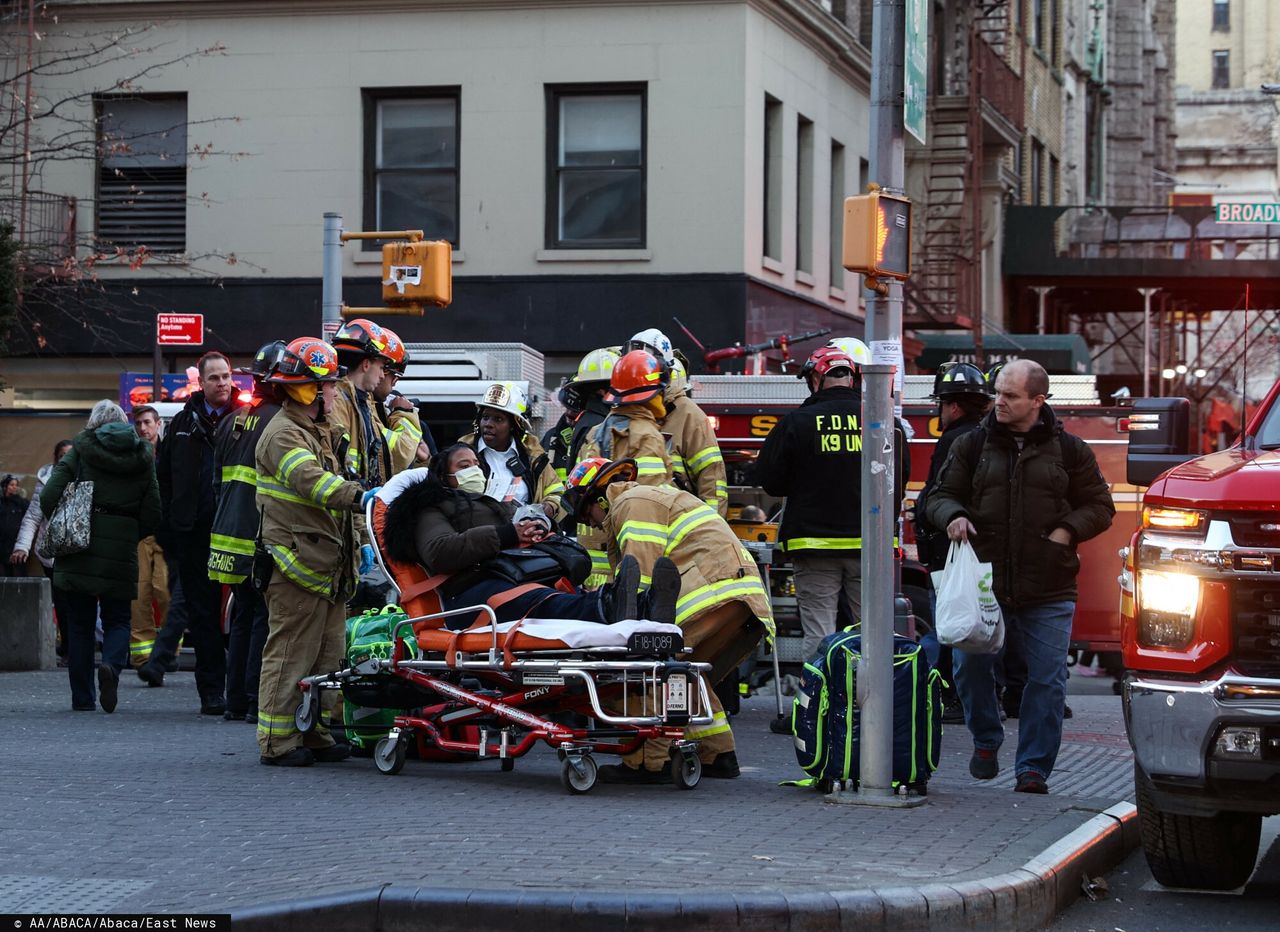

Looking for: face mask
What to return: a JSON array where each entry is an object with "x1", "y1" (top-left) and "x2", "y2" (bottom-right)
[
  {"x1": 285, "y1": 382, "x2": 318, "y2": 406},
  {"x1": 452, "y1": 465, "x2": 486, "y2": 494}
]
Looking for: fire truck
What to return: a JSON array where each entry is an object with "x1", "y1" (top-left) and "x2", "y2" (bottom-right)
[
  {"x1": 690, "y1": 371, "x2": 1141, "y2": 675},
  {"x1": 1120, "y1": 390, "x2": 1280, "y2": 890}
]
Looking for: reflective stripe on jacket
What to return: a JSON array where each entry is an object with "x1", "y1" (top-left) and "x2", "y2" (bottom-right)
[
  {"x1": 255, "y1": 401, "x2": 363, "y2": 601},
  {"x1": 602, "y1": 482, "x2": 774, "y2": 637},
  {"x1": 209, "y1": 394, "x2": 281, "y2": 584},
  {"x1": 661, "y1": 391, "x2": 727, "y2": 516},
  {"x1": 580, "y1": 404, "x2": 673, "y2": 487},
  {"x1": 372, "y1": 395, "x2": 423, "y2": 477}
]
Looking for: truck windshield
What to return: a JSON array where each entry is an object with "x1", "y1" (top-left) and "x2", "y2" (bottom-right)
[{"x1": 1255, "y1": 402, "x2": 1280, "y2": 449}]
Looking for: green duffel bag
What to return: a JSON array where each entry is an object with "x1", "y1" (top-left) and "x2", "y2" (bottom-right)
[{"x1": 342, "y1": 606, "x2": 418, "y2": 751}]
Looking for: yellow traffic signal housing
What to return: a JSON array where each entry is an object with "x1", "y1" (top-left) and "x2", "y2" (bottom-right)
[
  {"x1": 842, "y1": 192, "x2": 912, "y2": 286},
  {"x1": 381, "y1": 240, "x2": 452, "y2": 309}
]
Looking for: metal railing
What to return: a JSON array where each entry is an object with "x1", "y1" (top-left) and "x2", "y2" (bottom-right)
[
  {"x1": 0, "y1": 190, "x2": 77, "y2": 268},
  {"x1": 976, "y1": 35, "x2": 1024, "y2": 132}
]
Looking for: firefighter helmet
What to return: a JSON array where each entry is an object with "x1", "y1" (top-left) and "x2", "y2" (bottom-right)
[
  {"x1": 627, "y1": 328, "x2": 675, "y2": 365},
  {"x1": 667, "y1": 357, "x2": 688, "y2": 396},
  {"x1": 562, "y1": 457, "x2": 639, "y2": 520},
  {"x1": 571, "y1": 347, "x2": 621, "y2": 387},
  {"x1": 985, "y1": 362, "x2": 1006, "y2": 387},
  {"x1": 797, "y1": 346, "x2": 855, "y2": 385},
  {"x1": 932, "y1": 362, "x2": 991, "y2": 399},
  {"x1": 237, "y1": 340, "x2": 289, "y2": 380},
  {"x1": 605, "y1": 350, "x2": 669, "y2": 406},
  {"x1": 332, "y1": 318, "x2": 392, "y2": 361},
  {"x1": 264, "y1": 338, "x2": 344, "y2": 384},
  {"x1": 475, "y1": 381, "x2": 531, "y2": 433},
  {"x1": 380, "y1": 327, "x2": 409, "y2": 374},
  {"x1": 826, "y1": 337, "x2": 873, "y2": 369}
]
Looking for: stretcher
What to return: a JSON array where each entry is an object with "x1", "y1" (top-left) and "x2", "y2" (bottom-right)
[{"x1": 293, "y1": 473, "x2": 715, "y2": 795}]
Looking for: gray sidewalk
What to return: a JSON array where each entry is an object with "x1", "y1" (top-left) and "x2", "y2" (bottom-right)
[{"x1": 0, "y1": 668, "x2": 1136, "y2": 928}]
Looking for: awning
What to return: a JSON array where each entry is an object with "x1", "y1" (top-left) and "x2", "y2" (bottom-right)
[{"x1": 915, "y1": 333, "x2": 1092, "y2": 374}]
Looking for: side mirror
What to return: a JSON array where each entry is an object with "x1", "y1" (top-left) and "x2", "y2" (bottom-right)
[{"x1": 1125, "y1": 398, "x2": 1194, "y2": 486}]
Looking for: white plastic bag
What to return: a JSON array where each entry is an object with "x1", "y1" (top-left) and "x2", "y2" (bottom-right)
[{"x1": 930, "y1": 540, "x2": 1005, "y2": 655}]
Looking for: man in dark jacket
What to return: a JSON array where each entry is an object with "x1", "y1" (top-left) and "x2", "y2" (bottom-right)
[
  {"x1": 755, "y1": 345, "x2": 865, "y2": 664},
  {"x1": 0, "y1": 475, "x2": 28, "y2": 577},
  {"x1": 149, "y1": 352, "x2": 244, "y2": 714},
  {"x1": 913, "y1": 363, "x2": 992, "y2": 724},
  {"x1": 924, "y1": 360, "x2": 1114, "y2": 794}
]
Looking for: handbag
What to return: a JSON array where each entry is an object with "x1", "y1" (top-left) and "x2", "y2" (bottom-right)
[
  {"x1": 481, "y1": 535, "x2": 592, "y2": 589},
  {"x1": 38, "y1": 458, "x2": 94, "y2": 560}
]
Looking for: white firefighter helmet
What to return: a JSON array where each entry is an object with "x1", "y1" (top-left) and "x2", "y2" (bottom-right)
[
  {"x1": 571, "y1": 346, "x2": 621, "y2": 387},
  {"x1": 476, "y1": 381, "x2": 530, "y2": 432},
  {"x1": 628, "y1": 327, "x2": 675, "y2": 365},
  {"x1": 826, "y1": 337, "x2": 872, "y2": 369}
]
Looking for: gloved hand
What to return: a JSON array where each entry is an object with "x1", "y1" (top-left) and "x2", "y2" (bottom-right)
[
  {"x1": 361, "y1": 487, "x2": 382, "y2": 509},
  {"x1": 359, "y1": 544, "x2": 376, "y2": 575}
]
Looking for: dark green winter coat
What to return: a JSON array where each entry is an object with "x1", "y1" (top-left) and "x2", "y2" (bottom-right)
[
  {"x1": 922, "y1": 405, "x2": 1115, "y2": 607},
  {"x1": 40, "y1": 422, "x2": 161, "y2": 601}
]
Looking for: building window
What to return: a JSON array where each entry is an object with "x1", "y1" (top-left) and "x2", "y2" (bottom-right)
[
  {"x1": 830, "y1": 141, "x2": 846, "y2": 287},
  {"x1": 1050, "y1": 0, "x2": 1060, "y2": 63},
  {"x1": 1212, "y1": 0, "x2": 1230, "y2": 32},
  {"x1": 763, "y1": 95, "x2": 783, "y2": 261},
  {"x1": 1049, "y1": 155, "x2": 1059, "y2": 206},
  {"x1": 545, "y1": 84, "x2": 645, "y2": 249},
  {"x1": 1212, "y1": 50, "x2": 1230, "y2": 88},
  {"x1": 364, "y1": 89, "x2": 459, "y2": 248},
  {"x1": 95, "y1": 95, "x2": 187, "y2": 253},
  {"x1": 1032, "y1": 0, "x2": 1044, "y2": 51},
  {"x1": 1030, "y1": 139, "x2": 1045, "y2": 205},
  {"x1": 796, "y1": 115, "x2": 814, "y2": 274}
]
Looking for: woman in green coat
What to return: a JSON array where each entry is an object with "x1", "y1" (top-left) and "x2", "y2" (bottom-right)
[{"x1": 41, "y1": 401, "x2": 161, "y2": 713}]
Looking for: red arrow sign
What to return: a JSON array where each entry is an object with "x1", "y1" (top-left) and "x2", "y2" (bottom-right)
[{"x1": 156, "y1": 313, "x2": 204, "y2": 346}]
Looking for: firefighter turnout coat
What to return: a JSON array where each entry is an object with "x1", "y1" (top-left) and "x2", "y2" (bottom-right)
[
  {"x1": 208, "y1": 391, "x2": 281, "y2": 585},
  {"x1": 330, "y1": 377, "x2": 382, "y2": 488},
  {"x1": 457, "y1": 430, "x2": 565, "y2": 516},
  {"x1": 372, "y1": 394, "x2": 423, "y2": 477},
  {"x1": 661, "y1": 390, "x2": 727, "y2": 516},
  {"x1": 254, "y1": 400, "x2": 364, "y2": 602}
]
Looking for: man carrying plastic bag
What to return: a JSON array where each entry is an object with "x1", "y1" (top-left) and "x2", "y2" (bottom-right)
[{"x1": 924, "y1": 361, "x2": 1113, "y2": 795}]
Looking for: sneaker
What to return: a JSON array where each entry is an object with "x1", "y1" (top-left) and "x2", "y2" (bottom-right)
[
  {"x1": 969, "y1": 747, "x2": 999, "y2": 780},
  {"x1": 311, "y1": 742, "x2": 352, "y2": 763},
  {"x1": 260, "y1": 748, "x2": 314, "y2": 767},
  {"x1": 645, "y1": 557, "x2": 681, "y2": 626},
  {"x1": 597, "y1": 763, "x2": 666, "y2": 785},
  {"x1": 1015, "y1": 772, "x2": 1048, "y2": 794},
  {"x1": 703, "y1": 751, "x2": 741, "y2": 779},
  {"x1": 97, "y1": 664, "x2": 118, "y2": 714},
  {"x1": 137, "y1": 662, "x2": 164, "y2": 688},
  {"x1": 768, "y1": 716, "x2": 793, "y2": 735}
]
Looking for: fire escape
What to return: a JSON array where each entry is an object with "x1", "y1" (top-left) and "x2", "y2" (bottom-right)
[{"x1": 905, "y1": 2, "x2": 1024, "y2": 334}]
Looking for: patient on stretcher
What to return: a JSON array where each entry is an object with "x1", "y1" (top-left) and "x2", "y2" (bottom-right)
[{"x1": 381, "y1": 444, "x2": 678, "y2": 630}]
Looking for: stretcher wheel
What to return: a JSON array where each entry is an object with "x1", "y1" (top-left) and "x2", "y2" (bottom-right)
[
  {"x1": 374, "y1": 735, "x2": 406, "y2": 775},
  {"x1": 560, "y1": 754, "x2": 598, "y2": 794},
  {"x1": 294, "y1": 695, "x2": 316, "y2": 734},
  {"x1": 672, "y1": 752, "x2": 701, "y2": 791}
]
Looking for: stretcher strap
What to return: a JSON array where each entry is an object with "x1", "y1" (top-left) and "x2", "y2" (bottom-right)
[{"x1": 398, "y1": 572, "x2": 450, "y2": 604}]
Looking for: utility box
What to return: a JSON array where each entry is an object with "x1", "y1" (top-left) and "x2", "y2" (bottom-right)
[{"x1": 382, "y1": 240, "x2": 452, "y2": 309}]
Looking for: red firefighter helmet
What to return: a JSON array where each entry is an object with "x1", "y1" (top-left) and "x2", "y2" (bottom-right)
[
  {"x1": 562, "y1": 457, "x2": 639, "y2": 520},
  {"x1": 380, "y1": 327, "x2": 409, "y2": 374},
  {"x1": 604, "y1": 350, "x2": 669, "y2": 406},
  {"x1": 332, "y1": 318, "x2": 392, "y2": 361},
  {"x1": 264, "y1": 338, "x2": 344, "y2": 384},
  {"x1": 797, "y1": 346, "x2": 855, "y2": 386}
]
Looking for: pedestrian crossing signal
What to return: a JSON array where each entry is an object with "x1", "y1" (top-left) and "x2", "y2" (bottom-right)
[{"x1": 843, "y1": 192, "x2": 912, "y2": 290}]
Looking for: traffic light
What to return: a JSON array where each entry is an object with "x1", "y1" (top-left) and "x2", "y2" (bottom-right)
[
  {"x1": 381, "y1": 240, "x2": 452, "y2": 311},
  {"x1": 842, "y1": 191, "x2": 912, "y2": 289}
]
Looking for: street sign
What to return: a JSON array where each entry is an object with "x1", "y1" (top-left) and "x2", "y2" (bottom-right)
[
  {"x1": 1215, "y1": 203, "x2": 1280, "y2": 224},
  {"x1": 156, "y1": 313, "x2": 204, "y2": 345},
  {"x1": 904, "y1": 0, "x2": 929, "y2": 144}
]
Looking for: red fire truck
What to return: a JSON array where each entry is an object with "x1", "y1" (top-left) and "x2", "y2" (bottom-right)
[{"x1": 691, "y1": 372, "x2": 1140, "y2": 675}]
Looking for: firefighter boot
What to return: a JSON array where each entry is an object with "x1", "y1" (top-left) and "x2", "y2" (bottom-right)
[
  {"x1": 640, "y1": 557, "x2": 681, "y2": 626},
  {"x1": 601, "y1": 555, "x2": 641, "y2": 623}
]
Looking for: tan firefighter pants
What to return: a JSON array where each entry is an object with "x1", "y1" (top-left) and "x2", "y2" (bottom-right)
[
  {"x1": 129, "y1": 536, "x2": 170, "y2": 669},
  {"x1": 623, "y1": 600, "x2": 766, "y2": 770},
  {"x1": 256, "y1": 569, "x2": 345, "y2": 759}
]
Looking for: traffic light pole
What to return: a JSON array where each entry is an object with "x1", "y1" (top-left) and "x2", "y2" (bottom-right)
[
  {"x1": 322, "y1": 212, "x2": 344, "y2": 337},
  {"x1": 829, "y1": 0, "x2": 924, "y2": 809}
]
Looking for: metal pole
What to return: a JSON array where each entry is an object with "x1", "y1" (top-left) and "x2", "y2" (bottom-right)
[
  {"x1": 864, "y1": 0, "x2": 906, "y2": 352},
  {"x1": 152, "y1": 334, "x2": 162, "y2": 406},
  {"x1": 322, "y1": 212, "x2": 344, "y2": 336},
  {"x1": 1139, "y1": 288, "x2": 1158, "y2": 396},
  {"x1": 1033, "y1": 286, "x2": 1053, "y2": 335}
]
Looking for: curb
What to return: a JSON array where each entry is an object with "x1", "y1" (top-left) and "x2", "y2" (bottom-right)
[{"x1": 230, "y1": 802, "x2": 1138, "y2": 931}]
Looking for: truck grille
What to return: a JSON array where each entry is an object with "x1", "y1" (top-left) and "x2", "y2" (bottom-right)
[
  {"x1": 1224, "y1": 512, "x2": 1280, "y2": 548},
  {"x1": 1232, "y1": 580, "x2": 1280, "y2": 678}
]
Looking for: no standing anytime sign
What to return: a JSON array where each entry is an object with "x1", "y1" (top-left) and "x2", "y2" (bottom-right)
[{"x1": 156, "y1": 313, "x2": 204, "y2": 346}]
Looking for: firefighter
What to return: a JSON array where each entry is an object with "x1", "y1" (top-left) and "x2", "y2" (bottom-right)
[
  {"x1": 564, "y1": 456, "x2": 774, "y2": 783},
  {"x1": 459, "y1": 381, "x2": 564, "y2": 517},
  {"x1": 254, "y1": 337, "x2": 369, "y2": 767},
  {"x1": 369, "y1": 327, "x2": 426, "y2": 476},
  {"x1": 660, "y1": 357, "x2": 727, "y2": 516},
  {"x1": 543, "y1": 346, "x2": 621, "y2": 492},
  {"x1": 207, "y1": 340, "x2": 287, "y2": 723},
  {"x1": 755, "y1": 344, "x2": 866, "y2": 666}
]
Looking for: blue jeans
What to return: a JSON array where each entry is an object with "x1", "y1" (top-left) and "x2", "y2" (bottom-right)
[{"x1": 953, "y1": 600, "x2": 1074, "y2": 780}]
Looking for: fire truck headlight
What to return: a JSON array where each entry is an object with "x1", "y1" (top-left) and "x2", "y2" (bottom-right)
[{"x1": 1137, "y1": 570, "x2": 1200, "y2": 648}]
